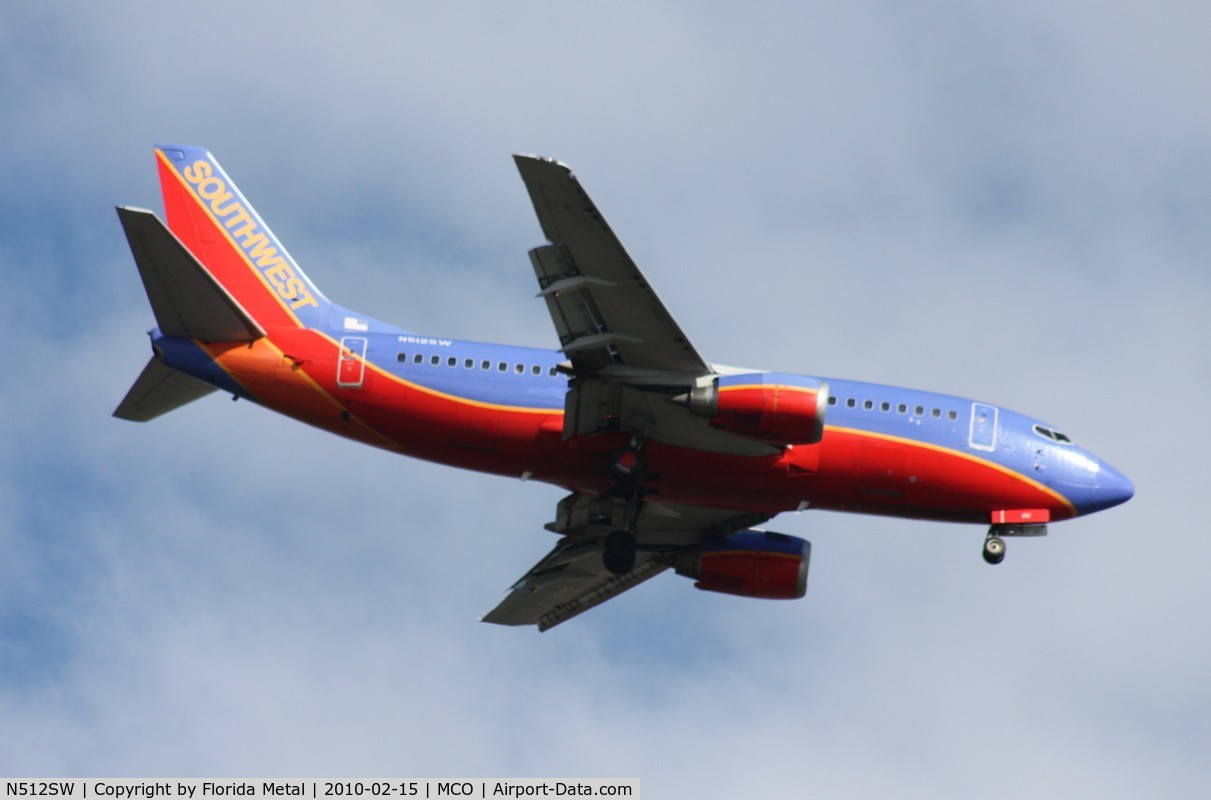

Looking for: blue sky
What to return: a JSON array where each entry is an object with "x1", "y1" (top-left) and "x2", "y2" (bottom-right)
[{"x1": 2, "y1": 2, "x2": 1208, "y2": 794}]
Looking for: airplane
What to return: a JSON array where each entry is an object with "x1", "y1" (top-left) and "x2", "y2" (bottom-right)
[{"x1": 114, "y1": 145, "x2": 1134, "y2": 631}]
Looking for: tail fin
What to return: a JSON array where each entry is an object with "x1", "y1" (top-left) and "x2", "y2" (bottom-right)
[
  {"x1": 153, "y1": 145, "x2": 332, "y2": 330},
  {"x1": 116, "y1": 145, "x2": 333, "y2": 422}
]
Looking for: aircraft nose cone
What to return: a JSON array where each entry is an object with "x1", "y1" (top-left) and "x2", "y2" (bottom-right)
[{"x1": 1085, "y1": 461, "x2": 1134, "y2": 515}]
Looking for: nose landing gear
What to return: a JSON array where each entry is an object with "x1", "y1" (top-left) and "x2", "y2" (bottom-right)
[
  {"x1": 982, "y1": 534, "x2": 1006, "y2": 565},
  {"x1": 981, "y1": 522, "x2": 1048, "y2": 564}
]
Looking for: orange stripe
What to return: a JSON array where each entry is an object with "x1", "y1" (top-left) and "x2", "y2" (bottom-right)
[{"x1": 198, "y1": 338, "x2": 399, "y2": 450}]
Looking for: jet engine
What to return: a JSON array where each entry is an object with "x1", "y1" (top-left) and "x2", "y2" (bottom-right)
[
  {"x1": 672, "y1": 530, "x2": 810, "y2": 599},
  {"x1": 678, "y1": 373, "x2": 828, "y2": 445}
]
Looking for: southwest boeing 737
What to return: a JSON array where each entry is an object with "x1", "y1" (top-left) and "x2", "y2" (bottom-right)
[{"x1": 115, "y1": 146, "x2": 1134, "y2": 630}]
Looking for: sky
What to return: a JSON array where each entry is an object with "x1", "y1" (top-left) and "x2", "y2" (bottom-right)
[{"x1": 1, "y1": 1, "x2": 1209, "y2": 794}]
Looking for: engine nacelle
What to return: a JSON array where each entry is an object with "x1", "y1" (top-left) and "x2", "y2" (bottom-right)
[
  {"x1": 673, "y1": 530, "x2": 811, "y2": 599},
  {"x1": 681, "y1": 373, "x2": 828, "y2": 445}
]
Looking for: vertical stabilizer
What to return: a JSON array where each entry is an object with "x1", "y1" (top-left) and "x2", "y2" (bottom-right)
[{"x1": 153, "y1": 145, "x2": 332, "y2": 330}]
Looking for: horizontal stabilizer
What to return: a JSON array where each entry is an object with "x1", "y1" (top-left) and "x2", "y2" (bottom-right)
[
  {"x1": 117, "y1": 206, "x2": 265, "y2": 342},
  {"x1": 114, "y1": 356, "x2": 216, "y2": 422}
]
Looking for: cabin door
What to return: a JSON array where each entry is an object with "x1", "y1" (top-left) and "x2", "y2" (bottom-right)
[
  {"x1": 969, "y1": 403, "x2": 998, "y2": 451},
  {"x1": 337, "y1": 336, "x2": 368, "y2": 388}
]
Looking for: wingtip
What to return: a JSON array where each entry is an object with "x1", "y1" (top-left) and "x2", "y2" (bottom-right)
[
  {"x1": 512, "y1": 152, "x2": 553, "y2": 163},
  {"x1": 512, "y1": 153, "x2": 574, "y2": 176}
]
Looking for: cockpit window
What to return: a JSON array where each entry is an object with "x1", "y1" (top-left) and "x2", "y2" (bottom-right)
[{"x1": 1033, "y1": 424, "x2": 1074, "y2": 445}]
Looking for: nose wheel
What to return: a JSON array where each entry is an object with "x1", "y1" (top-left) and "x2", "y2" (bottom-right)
[
  {"x1": 982, "y1": 534, "x2": 1006, "y2": 565},
  {"x1": 981, "y1": 522, "x2": 1047, "y2": 564}
]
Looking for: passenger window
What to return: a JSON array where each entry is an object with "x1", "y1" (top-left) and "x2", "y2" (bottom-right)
[
  {"x1": 828, "y1": 396, "x2": 838, "y2": 406},
  {"x1": 931, "y1": 408, "x2": 941, "y2": 418},
  {"x1": 948, "y1": 410, "x2": 957, "y2": 421},
  {"x1": 880, "y1": 401, "x2": 890, "y2": 412},
  {"x1": 413, "y1": 354, "x2": 423, "y2": 364},
  {"x1": 397, "y1": 353, "x2": 407, "y2": 363},
  {"x1": 447, "y1": 357, "x2": 457, "y2": 368},
  {"x1": 430, "y1": 355, "x2": 440, "y2": 366},
  {"x1": 915, "y1": 406, "x2": 924, "y2": 416},
  {"x1": 498, "y1": 362, "x2": 507, "y2": 372},
  {"x1": 548, "y1": 367, "x2": 558, "y2": 377},
  {"x1": 464, "y1": 358, "x2": 474, "y2": 369},
  {"x1": 514, "y1": 364, "x2": 524, "y2": 374},
  {"x1": 531, "y1": 365, "x2": 541, "y2": 376},
  {"x1": 898, "y1": 403, "x2": 907, "y2": 414},
  {"x1": 481, "y1": 360, "x2": 491, "y2": 370},
  {"x1": 863, "y1": 400, "x2": 873, "y2": 410},
  {"x1": 846, "y1": 398, "x2": 856, "y2": 408}
]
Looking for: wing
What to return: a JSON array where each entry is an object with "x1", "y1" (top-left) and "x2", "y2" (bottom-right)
[
  {"x1": 515, "y1": 155, "x2": 709, "y2": 377},
  {"x1": 514, "y1": 155, "x2": 774, "y2": 455},
  {"x1": 493, "y1": 158, "x2": 781, "y2": 630},
  {"x1": 482, "y1": 493, "x2": 771, "y2": 631},
  {"x1": 481, "y1": 539, "x2": 668, "y2": 632}
]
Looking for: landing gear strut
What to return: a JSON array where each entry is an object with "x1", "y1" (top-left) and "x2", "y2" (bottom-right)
[
  {"x1": 603, "y1": 435, "x2": 647, "y2": 574},
  {"x1": 982, "y1": 534, "x2": 1006, "y2": 565}
]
